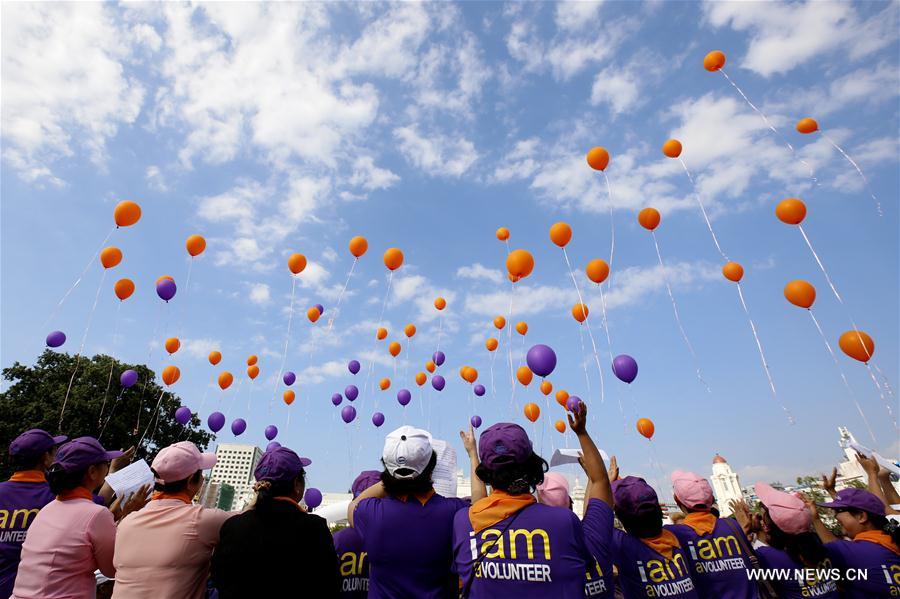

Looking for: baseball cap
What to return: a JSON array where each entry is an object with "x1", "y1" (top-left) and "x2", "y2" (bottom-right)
[
  {"x1": 382, "y1": 426, "x2": 433, "y2": 480},
  {"x1": 478, "y1": 422, "x2": 533, "y2": 470},
  {"x1": 9, "y1": 429, "x2": 67, "y2": 459},
  {"x1": 53, "y1": 437, "x2": 123, "y2": 473},
  {"x1": 254, "y1": 447, "x2": 305, "y2": 483},
  {"x1": 671, "y1": 470, "x2": 715, "y2": 510},
  {"x1": 151, "y1": 441, "x2": 217, "y2": 484},
  {"x1": 817, "y1": 488, "x2": 886, "y2": 517},
  {"x1": 755, "y1": 482, "x2": 811, "y2": 535},
  {"x1": 537, "y1": 472, "x2": 570, "y2": 507},
  {"x1": 613, "y1": 476, "x2": 660, "y2": 518},
  {"x1": 351, "y1": 470, "x2": 382, "y2": 498}
]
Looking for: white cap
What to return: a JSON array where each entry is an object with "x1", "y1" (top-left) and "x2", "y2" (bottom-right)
[{"x1": 382, "y1": 426, "x2": 433, "y2": 480}]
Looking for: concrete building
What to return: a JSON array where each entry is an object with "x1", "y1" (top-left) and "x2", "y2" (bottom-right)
[
  {"x1": 208, "y1": 443, "x2": 263, "y2": 511},
  {"x1": 710, "y1": 453, "x2": 743, "y2": 517}
]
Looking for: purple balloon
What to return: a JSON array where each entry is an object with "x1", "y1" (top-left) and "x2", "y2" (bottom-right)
[
  {"x1": 120, "y1": 369, "x2": 139, "y2": 388},
  {"x1": 348, "y1": 360, "x2": 361, "y2": 375},
  {"x1": 612, "y1": 354, "x2": 638, "y2": 384},
  {"x1": 283, "y1": 371, "x2": 296, "y2": 386},
  {"x1": 264, "y1": 425, "x2": 278, "y2": 441},
  {"x1": 231, "y1": 418, "x2": 247, "y2": 436},
  {"x1": 397, "y1": 389, "x2": 411, "y2": 406},
  {"x1": 471, "y1": 415, "x2": 482, "y2": 429},
  {"x1": 331, "y1": 393, "x2": 343, "y2": 406},
  {"x1": 315, "y1": 304, "x2": 324, "y2": 315},
  {"x1": 156, "y1": 279, "x2": 177, "y2": 302},
  {"x1": 432, "y1": 374, "x2": 446, "y2": 391},
  {"x1": 526, "y1": 344, "x2": 557, "y2": 378},
  {"x1": 266, "y1": 441, "x2": 282, "y2": 452},
  {"x1": 46, "y1": 330, "x2": 66, "y2": 348},
  {"x1": 473, "y1": 384, "x2": 486, "y2": 397},
  {"x1": 432, "y1": 351, "x2": 446, "y2": 366},
  {"x1": 566, "y1": 396, "x2": 583, "y2": 412},
  {"x1": 372, "y1": 412, "x2": 385, "y2": 427},
  {"x1": 304, "y1": 487, "x2": 323, "y2": 509},
  {"x1": 345, "y1": 385, "x2": 359, "y2": 402},
  {"x1": 208, "y1": 411, "x2": 225, "y2": 432},
  {"x1": 175, "y1": 406, "x2": 192, "y2": 425},
  {"x1": 341, "y1": 405, "x2": 357, "y2": 424}
]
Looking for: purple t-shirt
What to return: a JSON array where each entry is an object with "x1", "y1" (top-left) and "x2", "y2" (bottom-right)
[
  {"x1": 755, "y1": 545, "x2": 839, "y2": 599},
  {"x1": 824, "y1": 538, "x2": 900, "y2": 598},
  {"x1": 353, "y1": 493, "x2": 468, "y2": 598},
  {"x1": 333, "y1": 526, "x2": 368, "y2": 598},
  {"x1": 611, "y1": 528, "x2": 699, "y2": 599},
  {"x1": 452, "y1": 502, "x2": 591, "y2": 599},
  {"x1": 0, "y1": 478, "x2": 55, "y2": 599},
  {"x1": 666, "y1": 517, "x2": 757, "y2": 599},
  {"x1": 581, "y1": 499, "x2": 615, "y2": 598}
]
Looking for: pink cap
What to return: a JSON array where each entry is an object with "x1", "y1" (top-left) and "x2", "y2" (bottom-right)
[
  {"x1": 755, "y1": 482, "x2": 811, "y2": 535},
  {"x1": 537, "y1": 472, "x2": 570, "y2": 507},
  {"x1": 671, "y1": 470, "x2": 714, "y2": 510},
  {"x1": 151, "y1": 441, "x2": 217, "y2": 484}
]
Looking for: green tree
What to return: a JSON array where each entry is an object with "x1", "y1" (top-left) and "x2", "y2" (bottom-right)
[{"x1": 0, "y1": 350, "x2": 213, "y2": 479}]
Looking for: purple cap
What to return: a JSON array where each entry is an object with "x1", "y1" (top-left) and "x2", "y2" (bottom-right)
[
  {"x1": 817, "y1": 488, "x2": 886, "y2": 517},
  {"x1": 613, "y1": 476, "x2": 660, "y2": 518},
  {"x1": 351, "y1": 470, "x2": 381, "y2": 498},
  {"x1": 52, "y1": 437, "x2": 123, "y2": 473},
  {"x1": 478, "y1": 423, "x2": 533, "y2": 470},
  {"x1": 254, "y1": 447, "x2": 305, "y2": 483},
  {"x1": 9, "y1": 429, "x2": 67, "y2": 458}
]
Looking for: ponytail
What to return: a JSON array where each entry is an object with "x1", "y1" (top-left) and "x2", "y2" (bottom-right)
[
  {"x1": 47, "y1": 464, "x2": 87, "y2": 495},
  {"x1": 253, "y1": 471, "x2": 305, "y2": 516},
  {"x1": 870, "y1": 513, "x2": 900, "y2": 547}
]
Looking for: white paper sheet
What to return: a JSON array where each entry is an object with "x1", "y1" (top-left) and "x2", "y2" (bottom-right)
[
  {"x1": 105, "y1": 459, "x2": 154, "y2": 499},
  {"x1": 847, "y1": 441, "x2": 900, "y2": 477},
  {"x1": 549, "y1": 448, "x2": 609, "y2": 468},
  {"x1": 431, "y1": 439, "x2": 458, "y2": 497}
]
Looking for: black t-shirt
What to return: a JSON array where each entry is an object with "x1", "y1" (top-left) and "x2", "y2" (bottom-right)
[{"x1": 211, "y1": 500, "x2": 340, "y2": 598}]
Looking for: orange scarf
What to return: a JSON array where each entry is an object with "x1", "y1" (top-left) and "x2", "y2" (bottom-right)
[
  {"x1": 396, "y1": 489, "x2": 436, "y2": 506},
  {"x1": 273, "y1": 496, "x2": 306, "y2": 512},
  {"x1": 639, "y1": 530, "x2": 682, "y2": 560},
  {"x1": 151, "y1": 490, "x2": 193, "y2": 504},
  {"x1": 58, "y1": 487, "x2": 93, "y2": 502},
  {"x1": 854, "y1": 530, "x2": 900, "y2": 555},
  {"x1": 10, "y1": 470, "x2": 46, "y2": 483},
  {"x1": 682, "y1": 512, "x2": 717, "y2": 536},
  {"x1": 469, "y1": 490, "x2": 536, "y2": 533}
]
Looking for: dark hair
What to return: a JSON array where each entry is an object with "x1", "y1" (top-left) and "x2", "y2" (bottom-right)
[
  {"x1": 152, "y1": 469, "x2": 202, "y2": 493},
  {"x1": 47, "y1": 464, "x2": 88, "y2": 495},
  {"x1": 843, "y1": 509, "x2": 900, "y2": 547},
  {"x1": 255, "y1": 470, "x2": 306, "y2": 516},
  {"x1": 381, "y1": 452, "x2": 438, "y2": 497},
  {"x1": 617, "y1": 505, "x2": 664, "y2": 538},
  {"x1": 10, "y1": 453, "x2": 44, "y2": 473},
  {"x1": 763, "y1": 507, "x2": 829, "y2": 568},
  {"x1": 475, "y1": 452, "x2": 548, "y2": 495}
]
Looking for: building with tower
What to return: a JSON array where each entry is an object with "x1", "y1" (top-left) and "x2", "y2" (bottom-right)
[
  {"x1": 208, "y1": 443, "x2": 263, "y2": 511},
  {"x1": 710, "y1": 453, "x2": 743, "y2": 517}
]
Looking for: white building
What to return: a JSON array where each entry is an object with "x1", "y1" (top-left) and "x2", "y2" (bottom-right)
[
  {"x1": 710, "y1": 454, "x2": 743, "y2": 517},
  {"x1": 209, "y1": 443, "x2": 263, "y2": 511}
]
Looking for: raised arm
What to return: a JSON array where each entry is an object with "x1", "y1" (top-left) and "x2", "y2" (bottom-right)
[
  {"x1": 806, "y1": 499, "x2": 837, "y2": 544},
  {"x1": 877, "y1": 467, "x2": 900, "y2": 513},
  {"x1": 460, "y1": 426, "x2": 487, "y2": 503},
  {"x1": 821, "y1": 467, "x2": 838, "y2": 499},
  {"x1": 856, "y1": 452, "x2": 891, "y2": 509},
  {"x1": 347, "y1": 480, "x2": 386, "y2": 527},
  {"x1": 567, "y1": 402, "x2": 612, "y2": 511}
]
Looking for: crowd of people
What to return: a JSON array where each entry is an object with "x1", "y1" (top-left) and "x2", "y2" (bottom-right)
[{"x1": 1, "y1": 403, "x2": 898, "y2": 598}]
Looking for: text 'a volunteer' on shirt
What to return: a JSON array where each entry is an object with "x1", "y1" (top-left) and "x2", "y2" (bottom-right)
[
  {"x1": 453, "y1": 421, "x2": 592, "y2": 599},
  {"x1": 334, "y1": 470, "x2": 380, "y2": 599}
]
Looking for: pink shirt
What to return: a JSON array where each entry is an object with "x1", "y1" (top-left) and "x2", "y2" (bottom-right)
[
  {"x1": 111, "y1": 499, "x2": 234, "y2": 599},
  {"x1": 12, "y1": 497, "x2": 116, "y2": 599}
]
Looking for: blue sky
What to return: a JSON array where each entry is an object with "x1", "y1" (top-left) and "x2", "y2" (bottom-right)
[{"x1": 2, "y1": 1, "x2": 898, "y2": 495}]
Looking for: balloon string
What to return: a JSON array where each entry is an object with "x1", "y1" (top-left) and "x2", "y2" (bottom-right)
[
  {"x1": 436, "y1": 314, "x2": 444, "y2": 353},
  {"x1": 44, "y1": 226, "x2": 115, "y2": 330},
  {"x1": 820, "y1": 132, "x2": 881, "y2": 216},
  {"x1": 807, "y1": 310, "x2": 878, "y2": 445},
  {"x1": 134, "y1": 302, "x2": 164, "y2": 433},
  {"x1": 175, "y1": 257, "x2": 195, "y2": 333},
  {"x1": 59, "y1": 269, "x2": 107, "y2": 431},
  {"x1": 678, "y1": 158, "x2": 729, "y2": 262},
  {"x1": 272, "y1": 276, "x2": 298, "y2": 414},
  {"x1": 506, "y1": 284, "x2": 516, "y2": 408},
  {"x1": 97, "y1": 390, "x2": 124, "y2": 442},
  {"x1": 651, "y1": 232, "x2": 710, "y2": 393},
  {"x1": 577, "y1": 323, "x2": 593, "y2": 400},
  {"x1": 136, "y1": 388, "x2": 167, "y2": 453},
  {"x1": 246, "y1": 381, "x2": 254, "y2": 411},
  {"x1": 98, "y1": 301, "x2": 124, "y2": 426},
  {"x1": 225, "y1": 379, "x2": 244, "y2": 419},
  {"x1": 597, "y1": 283, "x2": 625, "y2": 428},
  {"x1": 865, "y1": 363, "x2": 898, "y2": 431},
  {"x1": 489, "y1": 350, "x2": 497, "y2": 398},
  {"x1": 601, "y1": 172, "x2": 616, "y2": 294},
  {"x1": 647, "y1": 440, "x2": 668, "y2": 492},
  {"x1": 871, "y1": 363, "x2": 896, "y2": 400},
  {"x1": 563, "y1": 247, "x2": 606, "y2": 406},
  {"x1": 365, "y1": 271, "x2": 394, "y2": 412},
  {"x1": 184, "y1": 383, "x2": 212, "y2": 441},
  {"x1": 327, "y1": 258, "x2": 357, "y2": 332},
  {"x1": 735, "y1": 283, "x2": 795, "y2": 425}
]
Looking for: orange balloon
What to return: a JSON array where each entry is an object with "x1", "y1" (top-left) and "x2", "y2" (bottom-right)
[
  {"x1": 549, "y1": 222, "x2": 572, "y2": 248},
  {"x1": 586, "y1": 259, "x2": 610, "y2": 284},
  {"x1": 208, "y1": 351, "x2": 222, "y2": 366},
  {"x1": 516, "y1": 321, "x2": 528, "y2": 336},
  {"x1": 486, "y1": 338, "x2": 499, "y2": 352},
  {"x1": 349, "y1": 236, "x2": 368, "y2": 258},
  {"x1": 796, "y1": 118, "x2": 819, "y2": 134},
  {"x1": 784, "y1": 280, "x2": 816, "y2": 309},
  {"x1": 404, "y1": 324, "x2": 417, "y2": 338},
  {"x1": 540, "y1": 380, "x2": 553, "y2": 396},
  {"x1": 839, "y1": 330, "x2": 875, "y2": 363},
  {"x1": 517, "y1": 366, "x2": 533, "y2": 386},
  {"x1": 722, "y1": 262, "x2": 744, "y2": 283},
  {"x1": 156, "y1": 275, "x2": 174, "y2": 286},
  {"x1": 246, "y1": 355, "x2": 257, "y2": 366},
  {"x1": 380, "y1": 378, "x2": 391, "y2": 391},
  {"x1": 572, "y1": 303, "x2": 589, "y2": 323},
  {"x1": 637, "y1": 418, "x2": 655, "y2": 439},
  {"x1": 506, "y1": 249, "x2": 535, "y2": 279},
  {"x1": 164, "y1": 337, "x2": 180, "y2": 354},
  {"x1": 494, "y1": 316, "x2": 506, "y2": 330},
  {"x1": 114, "y1": 278, "x2": 135, "y2": 301},
  {"x1": 662, "y1": 139, "x2": 682, "y2": 158},
  {"x1": 434, "y1": 297, "x2": 446, "y2": 310},
  {"x1": 496, "y1": 227, "x2": 510, "y2": 241},
  {"x1": 638, "y1": 208, "x2": 661, "y2": 231},
  {"x1": 426, "y1": 361, "x2": 436, "y2": 373},
  {"x1": 524, "y1": 402, "x2": 540, "y2": 423},
  {"x1": 586, "y1": 147, "x2": 610, "y2": 171},
  {"x1": 161, "y1": 365, "x2": 180, "y2": 386},
  {"x1": 218, "y1": 371, "x2": 233, "y2": 390},
  {"x1": 283, "y1": 390, "x2": 296, "y2": 405},
  {"x1": 415, "y1": 372, "x2": 427, "y2": 386},
  {"x1": 463, "y1": 367, "x2": 478, "y2": 383},
  {"x1": 186, "y1": 235, "x2": 206, "y2": 257},
  {"x1": 555, "y1": 389, "x2": 569, "y2": 407},
  {"x1": 288, "y1": 253, "x2": 307, "y2": 275},
  {"x1": 114, "y1": 201, "x2": 141, "y2": 227},
  {"x1": 376, "y1": 327, "x2": 388, "y2": 340},
  {"x1": 389, "y1": 342, "x2": 401, "y2": 357},
  {"x1": 776, "y1": 198, "x2": 807, "y2": 225},
  {"x1": 307, "y1": 307, "x2": 320, "y2": 323},
  {"x1": 554, "y1": 420, "x2": 566, "y2": 434},
  {"x1": 247, "y1": 365, "x2": 260, "y2": 380},
  {"x1": 100, "y1": 247, "x2": 122, "y2": 269},
  {"x1": 703, "y1": 50, "x2": 726, "y2": 72},
  {"x1": 383, "y1": 248, "x2": 404, "y2": 271},
  {"x1": 508, "y1": 273, "x2": 520, "y2": 283}
]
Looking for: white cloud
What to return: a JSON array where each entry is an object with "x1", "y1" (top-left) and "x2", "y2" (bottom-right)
[
  {"x1": 491, "y1": 138, "x2": 540, "y2": 183},
  {"x1": 297, "y1": 359, "x2": 348, "y2": 385},
  {"x1": 555, "y1": 1, "x2": 604, "y2": 32},
  {"x1": 145, "y1": 165, "x2": 168, "y2": 192},
  {"x1": 456, "y1": 263, "x2": 504, "y2": 285},
  {"x1": 337, "y1": 3, "x2": 431, "y2": 78},
  {"x1": 349, "y1": 156, "x2": 400, "y2": 191},
  {"x1": 590, "y1": 67, "x2": 640, "y2": 116},
  {"x1": 182, "y1": 337, "x2": 222, "y2": 359},
  {"x1": 249, "y1": 283, "x2": 271, "y2": 305},
  {"x1": 394, "y1": 125, "x2": 478, "y2": 177}
]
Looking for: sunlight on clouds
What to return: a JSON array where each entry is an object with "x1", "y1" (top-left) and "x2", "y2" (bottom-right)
[
  {"x1": 456, "y1": 263, "x2": 504, "y2": 285},
  {"x1": 394, "y1": 125, "x2": 478, "y2": 177},
  {"x1": 249, "y1": 283, "x2": 271, "y2": 305}
]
